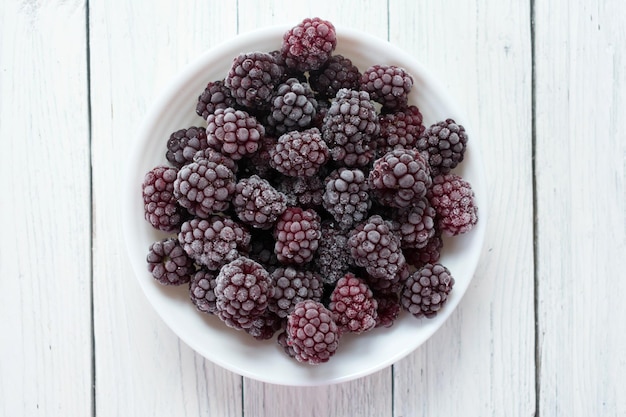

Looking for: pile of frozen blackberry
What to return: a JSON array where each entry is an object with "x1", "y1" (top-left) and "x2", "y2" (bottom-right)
[{"x1": 141, "y1": 17, "x2": 478, "y2": 365}]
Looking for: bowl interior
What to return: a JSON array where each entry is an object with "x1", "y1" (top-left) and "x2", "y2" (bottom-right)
[{"x1": 123, "y1": 24, "x2": 487, "y2": 386}]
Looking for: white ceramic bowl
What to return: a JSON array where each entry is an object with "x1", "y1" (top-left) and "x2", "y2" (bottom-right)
[{"x1": 123, "y1": 24, "x2": 487, "y2": 386}]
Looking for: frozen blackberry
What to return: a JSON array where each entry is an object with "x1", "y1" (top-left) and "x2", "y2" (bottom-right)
[
  {"x1": 374, "y1": 292, "x2": 401, "y2": 328},
  {"x1": 322, "y1": 168, "x2": 371, "y2": 230},
  {"x1": 269, "y1": 267, "x2": 324, "y2": 318},
  {"x1": 192, "y1": 147, "x2": 238, "y2": 174},
  {"x1": 166, "y1": 127, "x2": 209, "y2": 169},
  {"x1": 348, "y1": 215, "x2": 406, "y2": 281},
  {"x1": 245, "y1": 311, "x2": 284, "y2": 340},
  {"x1": 232, "y1": 175, "x2": 287, "y2": 229},
  {"x1": 178, "y1": 216, "x2": 251, "y2": 270},
  {"x1": 391, "y1": 197, "x2": 437, "y2": 249},
  {"x1": 428, "y1": 173, "x2": 478, "y2": 236},
  {"x1": 189, "y1": 269, "x2": 218, "y2": 314},
  {"x1": 417, "y1": 119, "x2": 468, "y2": 175},
  {"x1": 269, "y1": 128, "x2": 329, "y2": 177},
  {"x1": 286, "y1": 299, "x2": 340, "y2": 365},
  {"x1": 276, "y1": 175, "x2": 325, "y2": 208},
  {"x1": 314, "y1": 225, "x2": 352, "y2": 285},
  {"x1": 368, "y1": 148, "x2": 432, "y2": 208},
  {"x1": 147, "y1": 238, "x2": 194, "y2": 286},
  {"x1": 225, "y1": 52, "x2": 283, "y2": 110},
  {"x1": 174, "y1": 159, "x2": 236, "y2": 218},
  {"x1": 196, "y1": 80, "x2": 237, "y2": 120},
  {"x1": 266, "y1": 78, "x2": 318, "y2": 135},
  {"x1": 322, "y1": 88, "x2": 380, "y2": 167},
  {"x1": 377, "y1": 105, "x2": 425, "y2": 155},
  {"x1": 309, "y1": 54, "x2": 361, "y2": 99},
  {"x1": 404, "y1": 228, "x2": 443, "y2": 268},
  {"x1": 214, "y1": 257, "x2": 274, "y2": 330},
  {"x1": 142, "y1": 166, "x2": 182, "y2": 232},
  {"x1": 273, "y1": 207, "x2": 322, "y2": 265},
  {"x1": 281, "y1": 17, "x2": 337, "y2": 72},
  {"x1": 329, "y1": 274, "x2": 378, "y2": 334},
  {"x1": 401, "y1": 263, "x2": 454, "y2": 319},
  {"x1": 206, "y1": 107, "x2": 265, "y2": 160},
  {"x1": 360, "y1": 65, "x2": 413, "y2": 111}
]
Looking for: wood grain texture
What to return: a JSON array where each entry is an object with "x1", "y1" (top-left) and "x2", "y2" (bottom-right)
[
  {"x1": 389, "y1": 1, "x2": 536, "y2": 416},
  {"x1": 0, "y1": 1, "x2": 92, "y2": 416},
  {"x1": 534, "y1": 0, "x2": 626, "y2": 415},
  {"x1": 89, "y1": 1, "x2": 243, "y2": 416}
]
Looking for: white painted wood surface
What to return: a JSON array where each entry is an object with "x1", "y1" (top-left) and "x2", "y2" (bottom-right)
[{"x1": 1, "y1": 0, "x2": 625, "y2": 416}]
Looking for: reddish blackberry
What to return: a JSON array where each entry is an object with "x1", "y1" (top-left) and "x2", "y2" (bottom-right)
[
  {"x1": 286, "y1": 300, "x2": 340, "y2": 365},
  {"x1": 273, "y1": 207, "x2": 322, "y2": 265},
  {"x1": 174, "y1": 159, "x2": 236, "y2": 218},
  {"x1": 232, "y1": 175, "x2": 287, "y2": 230},
  {"x1": 314, "y1": 224, "x2": 352, "y2": 285},
  {"x1": 392, "y1": 197, "x2": 437, "y2": 249},
  {"x1": 360, "y1": 65, "x2": 413, "y2": 111},
  {"x1": 147, "y1": 238, "x2": 194, "y2": 286},
  {"x1": 192, "y1": 147, "x2": 238, "y2": 174},
  {"x1": 404, "y1": 228, "x2": 443, "y2": 268},
  {"x1": 142, "y1": 166, "x2": 182, "y2": 232},
  {"x1": 189, "y1": 269, "x2": 218, "y2": 314},
  {"x1": 428, "y1": 173, "x2": 478, "y2": 236},
  {"x1": 276, "y1": 175, "x2": 325, "y2": 208},
  {"x1": 348, "y1": 215, "x2": 406, "y2": 281},
  {"x1": 214, "y1": 257, "x2": 274, "y2": 330},
  {"x1": 196, "y1": 80, "x2": 237, "y2": 120},
  {"x1": 245, "y1": 310, "x2": 284, "y2": 340},
  {"x1": 269, "y1": 267, "x2": 323, "y2": 318},
  {"x1": 166, "y1": 127, "x2": 209, "y2": 169},
  {"x1": 178, "y1": 216, "x2": 251, "y2": 270},
  {"x1": 309, "y1": 54, "x2": 361, "y2": 99},
  {"x1": 269, "y1": 128, "x2": 329, "y2": 177},
  {"x1": 368, "y1": 148, "x2": 432, "y2": 208},
  {"x1": 322, "y1": 88, "x2": 380, "y2": 167},
  {"x1": 329, "y1": 274, "x2": 378, "y2": 334},
  {"x1": 206, "y1": 107, "x2": 265, "y2": 160},
  {"x1": 322, "y1": 168, "x2": 371, "y2": 230},
  {"x1": 374, "y1": 292, "x2": 401, "y2": 328},
  {"x1": 401, "y1": 263, "x2": 454, "y2": 319},
  {"x1": 377, "y1": 105, "x2": 425, "y2": 155},
  {"x1": 417, "y1": 119, "x2": 468, "y2": 175},
  {"x1": 225, "y1": 52, "x2": 283, "y2": 110},
  {"x1": 266, "y1": 78, "x2": 318, "y2": 135},
  {"x1": 281, "y1": 17, "x2": 337, "y2": 72}
]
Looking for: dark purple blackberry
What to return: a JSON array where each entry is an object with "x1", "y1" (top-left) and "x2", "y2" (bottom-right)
[
  {"x1": 147, "y1": 238, "x2": 194, "y2": 286},
  {"x1": 374, "y1": 292, "x2": 401, "y2": 328},
  {"x1": 368, "y1": 148, "x2": 432, "y2": 208},
  {"x1": 245, "y1": 310, "x2": 284, "y2": 340},
  {"x1": 173, "y1": 159, "x2": 236, "y2": 218},
  {"x1": 322, "y1": 88, "x2": 380, "y2": 167},
  {"x1": 269, "y1": 128, "x2": 329, "y2": 177},
  {"x1": 273, "y1": 207, "x2": 322, "y2": 265},
  {"x1": 377, "y1": 105, "x2": 425, "y2": 155},
  {"x1": 189, "y1": 269, "x2": 218, "y2": 314},
  {"x1": 196, "y1": 80, "x2": 237, "y2": 120},
  {"x1": 322, "y1": 168, "x2": 371, "y2": 230},
  {"x1": 348, "y1": 215, "x2": 406, "y2": 281},
  {"x1": 428, "y1": 173, "x2": 478, "y2": 236},
  {"x1": 401, "y1": 263, "x2": 454, "y2": 319},
  {"x1": 314, "y1": 224, "x2": 352, "y2": 285},
  {"x1": 329, "y1": 274, "x2": 378, "y2": 334},
  {"x1": 206, "y1": 107, "x2": 265, "y2": 160},
  {"x1": 276, "y1": 175, "x2": 325, "y2": 208},
  {"x1": 166, "y1": 127, "x2": 209, "y2": 169},
  {"x1": 192, "y1": 148, "x2": 238, "y2": 174},
  {"x1": 142, "y1": 166, "x2": 183, "y2": 232},
  {"x1": 404, "y1": 228, "x2": 443, "y2": 268},
  {"x1": 391, "y1": 197, "x2": 437, "y2": 249},
  {"x1": 360, "y1": 65, "x2": 413, "y2": 111},
  {"x1": 232, "y1": 175, "x2": 287, "y2": 230},
  {"x1": 266, "y1": 78, "x2": 318, "y2": 135},
  {"x1": 309, "y1": 54, "x2": 361, "y2": 99},
  {"x1": 225, "y1": 52, "x2": 283, "y2": 110},
  {"x1": 417, "y1": 119, "x2": 468, "y2": 175},
  {"x1": 214, "y1": 257, "x2": 274, "y2": 331},
  {"x1": 286, "y1": 300, "x2": 340, "y2": 365},
  {"x1": 281, "y1": 17, "x2": 337, "y2": 72},
  {"x1": 269, "y1": 267, "x2": 323, "y2": 318},
  {"x1": 178, "y1": 216, "x2": 251, "y2": 270}
]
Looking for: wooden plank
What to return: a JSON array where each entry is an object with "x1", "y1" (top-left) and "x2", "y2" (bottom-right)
[
  {"x1": 534, "y1": 0, "x2": 626, "y2": 415},
  {"x1": 0, "y1": 1, "x2": 92, "y2": 416},
  {"x1": 89, "y1": 1, "x2": 243, "y2": 416},
  {"x1": 389, "y1": 1, "x2": 536, "y2": 416}
]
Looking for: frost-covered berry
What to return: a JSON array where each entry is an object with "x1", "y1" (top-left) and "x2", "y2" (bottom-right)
[
  {"x1": 147, "y1": 238, "x2": 194, "y2": 286},
  {"x1": 206, "y1": 107, "x2": 265, "y2": 160},
  {"x1": 196, "y1": 80, "x2": 237, "y2": 120},
  {"x1": 329, "y1": 274, "x2": 378, "y2": 334},
  {"x1": 189, "y1": 269, "x2": 218, "y2": 314},
  {"x1": 417, "y1": 119, "x2": 468, "y2": 176},
  {"x1": 166, "y1": 127, "x2": 210, "y2": 169},
  {"x1": 322, "y1": 168, "x2": 371, "y2": 230},
  {"x1": 142, "y1": 166, "x2": 183, "y2": 232},
  {"x1": 266, "y1": 78, "x2": 318, "y2": 135},
  {"x1": 269, "y1": 267, "x2": 323, "y2": 318},
  {"x1": 273, "y1": 207, "x2": 322, "y2": 265},
  {"x1": 281, "y1": 17, "x2": 337, "y2": 72},
  {"x1": 269, "y1": 128, "x2": 329, "y2": 177},
  {"x1": 360, "y1": 65, "x2": 413, "y2": 111},
  {"x1": 428, "y1": 173, "x2": 478, "y2": 236},
  {"x1": 232, "y1": 175, "x2": 287, "y2": 230},
  {"x1": 401, "y1": 263, "x2": 454, "y2": 319},
  {"x1": 225, "y1": 52, "x2": 283, "y2": 110},
  {"x1": 286, "y1": 300, "x2": 340, "y2": 364}
]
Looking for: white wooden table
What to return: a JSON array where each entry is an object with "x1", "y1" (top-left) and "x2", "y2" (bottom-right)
[{"x1": 2, "y1": 1, "x2": 625, "y2": 416}]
